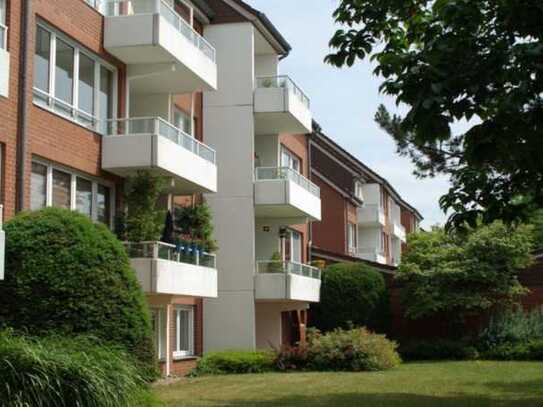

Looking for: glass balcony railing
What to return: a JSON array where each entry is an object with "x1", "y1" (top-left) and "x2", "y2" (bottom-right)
[
  {"x1": 256, "y1": 260, "x2": 321, "y2": 280},
  {"x1": 105, "y1": 117, "x2": 216, "y2": 164},
  {"x1": 0, "y1": 24, "x2": 7, "y2": 50},
  {"x1": 101, "y1": 0, "x2": 216, "y2": 62},
  {"x1": 124, "y1": 241, "x2": 216, "y2": 269},
  {"x1": 255, "y1": 167, "x2": 320, "y2": 198},
  {"x1": 356, "y1": 247, "x2": 385, "y2": 259},
  {"x1": 256, "y1": 75, "x2": 310, "y2": 109}
]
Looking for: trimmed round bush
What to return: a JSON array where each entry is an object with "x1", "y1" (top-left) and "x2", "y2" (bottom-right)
[
  {"x1": 312, "y1": 262, "x2": 390, "y2": 332},
  {"x1": 0, "y1": 208, "x2": 156, "y2": 377},
  {"x1": 0, "y1": 330, "x2": 158, "y2": 407}
]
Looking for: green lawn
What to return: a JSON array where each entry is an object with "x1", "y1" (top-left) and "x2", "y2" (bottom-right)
[{"x1": 154, "y1": 362, "x2": 543, "y2": 407}]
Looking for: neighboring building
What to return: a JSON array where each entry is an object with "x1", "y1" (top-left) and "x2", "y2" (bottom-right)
[
  {"x1": 0, "y1": 0, "x2": 219, "y2": 376},
  {"x1": 310, "y1": 125, "x2": 422, "y2": 269},
  {"x1": 201, "y1": 0, "x2": 322, "y2": 351}
]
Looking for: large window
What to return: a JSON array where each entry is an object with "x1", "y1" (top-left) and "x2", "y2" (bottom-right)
[
  {"x1": 280, "y1": 146, "x2": 301, "y2": 173},
  {"x1": 30, "y1": 160, "x2": 114, "y2": 226},
  {"x1": 174, "y1": 306, "x2": 194, "y2": 358},
  {"x1": 151, "y1": 308, "x2": 166, "y2": 360},
  {"x1": 33, "y1": 23, "x2": 116, "y2": 133},
  {"x1": 172, "y1": 106, "x2": 192, "y2": 136}
]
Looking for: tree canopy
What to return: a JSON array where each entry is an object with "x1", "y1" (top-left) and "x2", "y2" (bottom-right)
[
  {"x1": 397, "y1": 221, "x2": 534, "y2": 320},
  {"x1": 326, "y1": 0, "x2": 543, "y2": 229}
]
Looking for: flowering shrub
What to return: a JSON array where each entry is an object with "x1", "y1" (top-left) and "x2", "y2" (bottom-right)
[{"x1": 276, "y1": 327, "x2": 400, "y2": 372}]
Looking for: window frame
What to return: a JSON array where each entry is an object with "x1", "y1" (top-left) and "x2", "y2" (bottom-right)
[
  {"x1": 347, "y1": 223, "x2": 357, "y2": 253},
  {"x1": 173, "y1": 305, "x2": 195, "y2": 359},
  {"x1": 150, "y1": 308, "x2": 166, "y2": 361},
  {"x1": 354, "y1": 180, "x2": 364, "y2": 202},
  {"x1": 0, "y1": 0, "x2": 7, "y2": 51},
  {"x1": 31, "y1": 158, "x2": 115, "y2": 227},
  {"x1": 280, "y1": 145, "x2": 301, "y2": 174},
  {"x1": 32, "y1": 21, "x2": 118, "y2": 134}
]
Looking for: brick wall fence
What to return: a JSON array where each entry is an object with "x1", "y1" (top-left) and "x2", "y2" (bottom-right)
[{"x1": 385, "y1": 256, "x2": 543, "y2": 340}]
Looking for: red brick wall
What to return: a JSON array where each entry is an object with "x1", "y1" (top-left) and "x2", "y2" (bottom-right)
[{"x1": 312, "y1": 174, "x2": 347, "y2": 255}]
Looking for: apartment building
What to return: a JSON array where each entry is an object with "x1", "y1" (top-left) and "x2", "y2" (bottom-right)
[
  {"x1": 201, "y1": 0, "x2": 322, "y2": 351},
  {"x1": 310, "y1": 126, "x2": 422, "y2": 268},
  {"x1": 0, "y1": 0, "x2": 220, "y2": 376}
]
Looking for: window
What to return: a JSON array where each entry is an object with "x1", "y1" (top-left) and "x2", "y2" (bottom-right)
[
  {"x1": 33, "y1": 23, "x2": 116, "y2": 132},
  {"x1": 283, "y1": 229, "x2": 302, "y2": 263},
  {"x1": 354, "y1": 181, "x2": 364, "y2": 201},
  {"x1": 76, "y1": 177, "x2": 93, "y2": 217},
  {"x1": 280, "y1": 146, "x2": 301, "y2": 173},
  {"x1": 31, "y1": 162, "x2": 47, "y2": 210},
  {"x1": 174, "y1": 306, "x2": 194, "y2": 358},
  {"x1": 52, "y1": 169, "x2": 71, "y2": 209},
  {"x1": 151, "y1": 308, "x2": 166, "y2": 360},
  {"x1": 30, "y1": 160, "x2": 114, "y2": 226},
  {"x1": 172, "y1": 106, "x2": 192, "y2": 136},
  {"x1": 347, "y1": 223, "x2": 357, "y2": 253},
  {"x1": 0, "y1": 0, "x2": 6, "y2": 50}
]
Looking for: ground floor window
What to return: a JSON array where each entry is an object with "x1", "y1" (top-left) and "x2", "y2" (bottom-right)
[
  {"x1": 174, "y1": 306, "x2": 194, "y2": 359},
  {"x1": 347, "y1": 223, "x2": 357, "y2": 254},
  {"x1": 30, "y1": 159, "x2": 114, "y2": 226},
  {"x1": 151, "y1": 308, "x2": 166, "y2": 360}
]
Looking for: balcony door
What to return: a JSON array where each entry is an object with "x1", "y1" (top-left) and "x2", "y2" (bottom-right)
[
  {"x1": 283, "y1": 229, "x2": 302, "y2": 263},
  {"x1": 172, "y1": 106, "x2": 192, "y2": 137},
  {"x1": 280, "y1": 146, "x2": 301, "y2": 173}
]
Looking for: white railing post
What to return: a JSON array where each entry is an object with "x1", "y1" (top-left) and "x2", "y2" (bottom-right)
[
  {"x1": 152, "y1": 242, "x2": 159, "y2": 259},
  {"x1": 154, "y1": 117, "x2": 160, "y2": 135},
  {"x1": 195, "y1": 249, "x2": 200, "y2": 266},
  {"x1": 154, "y1": 0, "x2": 161, "y2": 14}
]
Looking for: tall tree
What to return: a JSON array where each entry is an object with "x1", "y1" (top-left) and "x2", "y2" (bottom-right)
[{"x1": 326, "y1": 0, "x2": 543, "y2": 228}]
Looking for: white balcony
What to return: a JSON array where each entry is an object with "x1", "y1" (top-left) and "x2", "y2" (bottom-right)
[
  {"x1": 356, "y1": 247, "x2": 386, "y2": 265},
  {"x1": 102, "y1": 117, "x2": 217, "y2": 194},
  {"x1": 358, "y1": 204, "x2": 386, "y2": 227},
  {"x1": 103, "y1": 0, "x2": 217, "y2": 93},
  {"x1": 392, "y1": 222, "x2": 406, "y2": 242},
  {"x1": 126, "y1": 241, "x2": 218, "y2": 298},
  {"x1": 390, "y1": 201, "x2": 406, "y2": 242},
  {"x1": 254, "y1": 76, "x2": 312, "y2": 135},
  {"x1": 254, "y1": 167, "x2": 321, "y2": 222},
  {"x1": 255, "y1": 261, "x2": 321, "y2": 303},
  {"x1": 0, "y1": 24, "x2": 9, "y2": 98}
]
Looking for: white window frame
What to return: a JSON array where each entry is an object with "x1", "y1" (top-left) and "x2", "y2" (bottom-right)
[
  {"x1": 151, "y1": 308, "x2": 166, "y2": 361},
  {"x1": 354, "y1": 180, "x2": 364, "y2": 202},
  {"x1": 284, "y1": 229, "x2": 303, "y2": 263},
  {"x1": 173, "y1": 306, "x2": 194, "y2": 359},
  {"x1": 32, "y1": 21, "x2": 118, "y2": 134},
  {"x1": 0, "y1": 0, "x2": 7, "y2": 51},
  {"x1": 280, "y1": 146, "x2": 301, "y2": 173},
  {"x1": 31, "y1": 158, "x2": 115, "y2": 227},
  {"x1": 347, "y1": 223, "x2": 357, "y2": 253}
]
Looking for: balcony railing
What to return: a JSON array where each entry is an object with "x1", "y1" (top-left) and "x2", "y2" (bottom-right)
[
  {"x1": 124, "y1": 241, "x2": 216, "y2": 269},
  {"x1": 255, "y1": 167, "x2": 320, "y2": 198},
  {"x1": 0, "y1": 24, "x2": 7, "y2": 50},
  {"x1": 256, "y1": 260, "x2": 321, "y2": 280},
  {"x1": 357, "y1": 247, "x2": 385, "y2": 259},
  {"x1": 101, "y1": 0, "x2": 215, "y2": 62},
  {"x1": 105, "y1": 117, "x2": 216, "y2": 164},
  {"x1": 256, "y1": 76, "x2": 310, "y2": 109}
]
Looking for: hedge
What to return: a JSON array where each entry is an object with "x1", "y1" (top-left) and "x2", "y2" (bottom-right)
[{"x1": 0, "y1": 208, "x2": 156, "y2": 378}]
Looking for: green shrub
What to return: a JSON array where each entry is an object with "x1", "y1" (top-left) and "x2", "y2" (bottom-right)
[
  {"x1": 482, "y1": 340, "x2": 543, "y2": 361},
  {"x1": 0, "y1": 208, "x2": 157, "y2": 379},
  {"x1": 0, "y1": 330, "x2": 160, "y2": 407},
  {"x1": 478, "y1": 306, "x2": 543, "y2": 350},
  {"x1": 312, "y1": 262, "x2": 390, "y2": 332},
  {"x1": 193, "y1": 351, "x2": 275, "y2": 375},
  {"x1": 399, "y1": 339, "x2": 479, "y2": 361},
  {"x1": 277, "y1": 327, "x2": 401, "y2": 372}
]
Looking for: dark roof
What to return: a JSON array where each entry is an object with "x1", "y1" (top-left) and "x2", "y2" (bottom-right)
[
  {"x1": 192, "y1": 0, "x2": 216, "y2": 19},
  {"x1": 230, "y1": 0, "x2": 292, "y2": 56},
  {"x1": 312, "y1": 121, "x2": 424, "y2": 221}
]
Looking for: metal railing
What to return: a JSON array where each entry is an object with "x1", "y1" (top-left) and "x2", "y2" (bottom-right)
[
  {"x1": 102, "y1": 0, "x2": 216, "y2": 62},
  {"x1": 32, "y1": 87, "x2": 98, "y2": 130},
  {"x1": 256, "y1": 75, "x2": 310, "y2": 109},
  {"x1": 124, "y1": 241, "x2": 216, "y2": 269},
  {"x1": 256, "y1": 260, "x2": 321, "y2": 280},
  {"x1": 356, "y1": 247, "x2": 386, "y2": 259},
  {"x1": 105, "y1": 117, "x2": 216, "y2": 164},
  {"x1": 0, "y1": 24, "x2": 7, "y2": 50},
  {"x1": 255, "y1": 167, "x2": 320, "y2": 198}
]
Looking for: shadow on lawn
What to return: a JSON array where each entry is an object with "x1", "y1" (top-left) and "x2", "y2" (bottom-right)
[
  {"x1": 482, "y1": 379, "x2": 543, "y2": 397},
  {"x1": 210, "y1": 393, "x2": 543, "y2": 407}
]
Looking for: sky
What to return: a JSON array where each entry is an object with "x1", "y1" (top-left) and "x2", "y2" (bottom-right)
[{"x1": 245, "y1": 0, "x2": 451, "y2": 228}]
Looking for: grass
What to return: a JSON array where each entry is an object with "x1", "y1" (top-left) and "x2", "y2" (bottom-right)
[{"x1": 154, "y1": 361, "x2": 543, "y2": 407}]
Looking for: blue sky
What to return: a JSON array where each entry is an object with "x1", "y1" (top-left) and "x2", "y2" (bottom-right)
[{"x1": 246, "y1": 0, "x2": 451, "y2": 228}]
